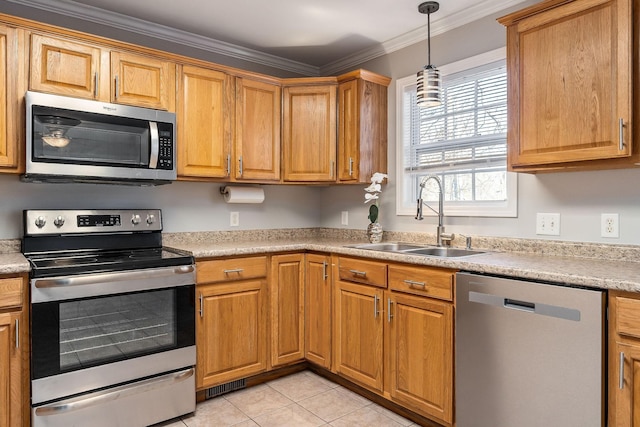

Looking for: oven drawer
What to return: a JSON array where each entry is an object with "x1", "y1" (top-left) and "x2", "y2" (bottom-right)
[{"x1": 197, "y1": 256, "x2": 268, "y2": 284}]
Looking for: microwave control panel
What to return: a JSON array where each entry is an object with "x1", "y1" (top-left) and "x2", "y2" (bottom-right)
[{"x1": 157, "y1": 123, "x2": 173, "y2": 170}]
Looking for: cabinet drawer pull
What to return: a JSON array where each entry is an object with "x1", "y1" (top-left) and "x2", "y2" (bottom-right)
[
  {"x1": 620, "y1": 118, "x2": 625, "y2": 151},
  {"x1": 404, "y1": 279, "x2": 426, "y2": 288},
  {"x1": 349, "y1": 269, "x2": 367, "y2": 277},
  {"x1": 620, "y1": 351, "x2": 625, "y2": 390},
  {"x1": 223, "y1": 268, "x2": 244, "y2": 274}
]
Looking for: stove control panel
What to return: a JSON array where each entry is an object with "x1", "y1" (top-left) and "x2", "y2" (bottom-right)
[{"x1": 24, "y1": 209, "x2": 163, "y2": 235}]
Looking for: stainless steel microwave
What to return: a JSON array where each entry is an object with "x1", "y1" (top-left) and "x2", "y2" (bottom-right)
[{"x1": 24, "y1": 91, "x2": 177, "y2": 185}]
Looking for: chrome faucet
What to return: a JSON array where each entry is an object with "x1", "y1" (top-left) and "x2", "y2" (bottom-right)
[{"x1": 415, "y1": 175, "x2": 454, "y2": 247}]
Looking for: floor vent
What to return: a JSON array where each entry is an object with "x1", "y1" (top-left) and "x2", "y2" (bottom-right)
[{"x1": 205, "y1": 379, "x2": 246, "y2": 399}]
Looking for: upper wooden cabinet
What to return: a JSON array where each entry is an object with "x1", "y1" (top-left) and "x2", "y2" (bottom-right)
[
  {"x1": 235, "y1": 77, "x2": 281, "y2": 181},
  {"x1": 337, "y1": 70, "x2": 390, "y2": 183},
  {"x1": 0, "y1": 25, "x2": 24, "y2": 173},
  {"x1": 29, "y1": 33, "x2": 176, "y2": 111},
  {"x1": 499, "y1": 0, "x2": 634, "y2": 172},
  {"x1": 178, "y1": 67, "x2": 281, "y2": 182},
  {"x1": 178, "y1": 65, "x2": 234, "y2": 179},
  {"x1": 282, "y1": 81, "x2": 337, "y2": 182}
]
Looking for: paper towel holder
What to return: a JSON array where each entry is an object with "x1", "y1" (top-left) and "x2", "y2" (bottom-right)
[{"x1": 219, "y1": 185, "x2": 265, "y2": 204}]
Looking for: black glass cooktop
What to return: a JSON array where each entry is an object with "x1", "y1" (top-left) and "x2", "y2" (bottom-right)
[{"x1": 28, "y1": 247, "x2": 193, "y2": 278}]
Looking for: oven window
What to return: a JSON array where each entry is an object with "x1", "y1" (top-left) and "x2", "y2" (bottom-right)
[{"x1": 31, "y1": 285, "x2": 195, "y2": 379}]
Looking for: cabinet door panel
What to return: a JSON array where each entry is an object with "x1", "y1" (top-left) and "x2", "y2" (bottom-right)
[
  {"x1": 236, "y1": 78, "x2": 281, "y2": 181},
  {"x1": 283, "y1": 85, "x2": 336, "y2": 182},
  {"x1": 0, "y1": 25, "x2": 21, "y2": 170},
  {"x1": 305, "y1": 254, "x2": 331, "y2": 369},
  {"x1": 30, "y1": 33, "x2": 104, "y2": 100},
  {"x1": 334, "y1": 281, "x2": 383, "y2": 392},
  {"x1": 0, "y1": 311, "x2": 21, "y2": 427},
  {"x1": 111, "y1": 51, "x2": 175, "y2": 111},
  {"x1": 196, "y1": 280, "x2": 267, "y2": 388},
  {"x1": 388, "y1": 292, "x2": 453, "y2": 423},
  {"x1": 178, "y1": 65, "x2": 233, "y2": 178},
  {"x1": 270, "y1": 254, "x2": 304, "y2": 367},
  {"x1": 506, "y1": 0, "x2": 631, "y2": 167}
]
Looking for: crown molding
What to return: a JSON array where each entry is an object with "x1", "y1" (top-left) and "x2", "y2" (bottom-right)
[
  {"x1": 6, "y1": 0, "x2": 320, "y2": 76},
  {"x1": 321, "y1": 0, "x2": 527, "y2": 75},
  {"x1": 9, "y1": 0, "x2": 526, "y2": 76}
]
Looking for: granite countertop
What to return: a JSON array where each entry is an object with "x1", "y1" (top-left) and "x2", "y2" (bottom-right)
[
  {"x1": 3, "y1": 230, "x2": 640, "y2": 292},
  {"x1": 164, "y1": 233, "x2": 640, "y2": 293}
]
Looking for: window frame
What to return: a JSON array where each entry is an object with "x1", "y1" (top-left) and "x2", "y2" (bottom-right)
[{"x1": 395, "y1": 47, "x2": 517, "y2": 218}]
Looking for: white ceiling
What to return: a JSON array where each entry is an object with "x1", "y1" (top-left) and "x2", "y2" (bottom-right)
[{"x1": 9, "y1": 0, "x2": 526, "y2": 75}]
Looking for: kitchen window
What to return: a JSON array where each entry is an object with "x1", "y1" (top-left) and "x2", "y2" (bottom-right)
[{"x1": 395, "y1": 48, "x2": 517, "y2": 217}]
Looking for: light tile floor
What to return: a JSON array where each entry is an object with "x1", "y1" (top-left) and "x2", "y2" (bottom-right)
[{"x1": 156, "y1": 370, "x2": 419, "y2": 427}]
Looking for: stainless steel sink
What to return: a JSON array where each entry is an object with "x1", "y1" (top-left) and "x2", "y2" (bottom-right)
[
  {"x1": 347, "y1": 242, "x2": 485, "y2": 257},
  {"x1": 348, "y1": 242, "x2": 425, "y2": 252},
  {"x1": 403, "y1": 247, "x2": 484, "y2": 257}
]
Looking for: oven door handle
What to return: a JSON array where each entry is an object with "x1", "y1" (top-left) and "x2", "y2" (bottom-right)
[
  {"x1": 34, "y1": 367, "x2": 194, "y2": 417},
  {"x1": 34, "y1": 265, "x2": 195, "y2": 289}
]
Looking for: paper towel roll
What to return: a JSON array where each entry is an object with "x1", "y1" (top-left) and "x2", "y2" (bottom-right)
[{"x1": 222, "y1": 186, "x2": 265, "y2": 204}]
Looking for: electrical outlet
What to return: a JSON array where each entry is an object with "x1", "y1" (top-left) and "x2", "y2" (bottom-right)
[
  {"x1": 536, "y1": 213, "x2": 560, "y2": 236},
  {"x1": 230, "y1": 212, "x2": 239, "y2": 227},
  {"x1": 601, "y1": 213, "x2": 619, "y2": 238},
  {"x1": 341, "y1": 211, "x2": 349, "y2": 226}
]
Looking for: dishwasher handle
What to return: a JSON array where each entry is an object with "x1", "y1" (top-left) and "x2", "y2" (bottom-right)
[{"x1": 468, "y1": 291, "x2": 581, "y2": 321}]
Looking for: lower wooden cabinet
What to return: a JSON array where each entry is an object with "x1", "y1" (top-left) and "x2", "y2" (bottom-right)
[
  {"x1": 387, "y1": 291, "x2": 453, "y2": 424},
  {"x1": 609, "y1": 291, "x2": 640, "y2": 426},
  {"x1": 195, "y1": 257, "x2": 268, "y2": 389},
  {"x1": 304, "y1": 253, "x2": 332, "y2": 369},
  {"x1": 0, "y1": 275, "x2": 28, "y2": 427},
  {"x1": 270, "y1": 254, "x2": 305, "y2": 367},
  {"x1": 333, "y1": 256, "x2": 455, "y2": 425}
]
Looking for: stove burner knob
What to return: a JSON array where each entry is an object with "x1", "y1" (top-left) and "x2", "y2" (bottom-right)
[
  {"x1": 131, "y1": 214, "x2": 141, "y2": 225},
  {"x1": 146, "y1": 214, "x2": 156, "y2": 225},
  {"x1": 54, "y1": 216, "x2": 65, "y2": 228},
  {"x1": 35, "y1": 216, "x2": 46, "y2": 228}
]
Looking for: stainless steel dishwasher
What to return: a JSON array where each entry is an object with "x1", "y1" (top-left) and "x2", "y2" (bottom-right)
[{"x1": 455, "y1": 272, "x2": 605, "y2": 427}]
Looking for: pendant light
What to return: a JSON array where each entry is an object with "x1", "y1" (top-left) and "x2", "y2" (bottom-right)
[{"x1": 416, "y1": 1, "x2": 441, "y2": 108}]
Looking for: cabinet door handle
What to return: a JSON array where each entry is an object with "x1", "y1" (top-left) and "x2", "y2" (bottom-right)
[
  {"x1": 114, "y1": 75, "x2": 119, "y2": 99},
  {"x1": 404, "y1": 279, "x2": 426, "y2": 288},
  {"x1": 199, "y1": 293, "x2": 204, "y2": 318},
  {"x1": 322, "y1": 261, "x2": 328, "y2": 281},
  {"x1": 15, "y1": 319, "x2": 19, "y2": 349},
  {"x1": 387, "y1": 298, "x2": 393, "y2": 323},
  {"x1": 349, "y1": 269, "x2": 367, "y2": 277},
  {"x1": 238, "y1": 156, "x2": 243, "y2": 176},
  {"x1": 619, "y1": 118, "x2": 625, "y2": 151},
  {"x1": 620, "y1": 351, "x2": 625, "y2": 389},
  {"x1": 331, "y1": 160, "x2": 335, "y2": 179},
  {"x1": 348, "y1": 157, "x2": 354, "y2": 176},
  {"x1": 94, "y1": 72, "x2": 99, "y2": 98},
  {"x1": 223, "y1": 268, "x2": 244, "y2": 274},
  {"x1": 373, "y1": 294, "x2": 379, "y2": 318},
  {"x1": 226, "y1": 154, "x2": 231, "y2": 177}
]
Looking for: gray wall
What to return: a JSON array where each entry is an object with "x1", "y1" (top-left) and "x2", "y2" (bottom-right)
[{"x1": 2, "y1": 2, "x2": 640, "y2": 245}]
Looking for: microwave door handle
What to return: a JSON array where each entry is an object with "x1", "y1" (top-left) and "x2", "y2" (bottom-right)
[{"x1": 149, "y1": 121, "x2": 159, "y2": 169}]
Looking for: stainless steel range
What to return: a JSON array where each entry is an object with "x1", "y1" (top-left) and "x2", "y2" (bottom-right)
[{"x1": 22, "y1": 209, "x2": 196, "y2": 427}]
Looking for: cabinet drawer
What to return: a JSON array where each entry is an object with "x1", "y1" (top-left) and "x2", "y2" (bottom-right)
[
  {"x1": 0, "y1": 277, "x2": 23, "y2": 309},
  {"x1": 389, "y1": 264, "x2": 455, "y2": 301},
  {"x1": 197, "y1": 256, "x2": 268, "y2": 284},
  {"x1": 615, "y1": 296, "x2": 640, "y2": 339},
  {"x1": 337, "y1": 257, "x2": 387, "y2": 288}
]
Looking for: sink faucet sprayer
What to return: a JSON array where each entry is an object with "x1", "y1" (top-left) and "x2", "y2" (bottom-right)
[{"x1": 415, "y1": 175, "x2": 454, "y2": 247}]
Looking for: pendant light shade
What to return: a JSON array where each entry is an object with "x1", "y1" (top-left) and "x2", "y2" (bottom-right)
[{"x1": 417, "y1": 1, "x2": 441, "y2": 108}]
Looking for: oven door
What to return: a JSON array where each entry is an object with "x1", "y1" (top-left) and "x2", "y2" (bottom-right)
[{"x1": 30, "y1": 266, "x2": 195, "y2": 405}]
